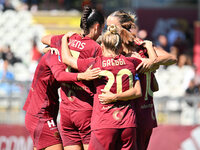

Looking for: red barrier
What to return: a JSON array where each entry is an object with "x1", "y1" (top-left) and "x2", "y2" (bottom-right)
[
  {"x1": 0, "y1": 124, "x2": 200, "y2": 150},
  {"x1": 0, "y1": 124, "x2": 33, "y2": 150},
  {"x1": 148, "y1": 125, "x2": 200, "y2": 150}
]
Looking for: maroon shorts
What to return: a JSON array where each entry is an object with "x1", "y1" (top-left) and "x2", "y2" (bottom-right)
[
  {"x1": 136, "y1": 127, "x2": 153, "y2": 150},
  {"x1": 25, "y1": 113, "x2": 62, "y2": 149},
  {"x1": 60, "y1": 105, "x2": 92, "y2": 147},
  {"x1": 88, "y1": 128, "x2": 137, "y2": 150}
]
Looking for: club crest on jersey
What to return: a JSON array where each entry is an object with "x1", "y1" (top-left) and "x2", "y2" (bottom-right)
[{"x1": 113, "y1": 110, "x2": 124, "y2": 121}]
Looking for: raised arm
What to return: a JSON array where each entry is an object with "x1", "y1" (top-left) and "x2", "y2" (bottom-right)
[
  {"x1": 41, "y1": 35, "x2": 54, "y2": 45},
  {"x1": 143, "y1": 40, "x2": 157, "y2": 60},
  {"x1": 61, "y1": 33, "x2": 78, "y2": 69},
  {"x1": 131, "y1": 39, "x2": 159, "y2": 73},
  {"x1": 153, "y1": 46, "x2": 177, "y2": 66}
]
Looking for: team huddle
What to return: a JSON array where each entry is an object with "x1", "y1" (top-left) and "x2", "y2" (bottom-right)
[{"x1": 23, "y1": 6, "x2": 177, "y2": 150}]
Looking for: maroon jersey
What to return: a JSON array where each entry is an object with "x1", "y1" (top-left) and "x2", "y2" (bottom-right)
[
  {"x1": 77, "y1": 55, "x2": 141, "y2": 130},
  {"x1": 23, "y1": 51, "x2": 78, "y2": 118},
  {"x1": 50, "y1": 33, "x2": 102, "y2": 110},
  {"x1": 135, "y1": 49, "x2": 157, "y2": 129}
]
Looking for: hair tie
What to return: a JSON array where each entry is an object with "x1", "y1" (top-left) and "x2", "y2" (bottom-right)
[{"x1": 88, "y1": 10, "x2": 95, "y2": 20}]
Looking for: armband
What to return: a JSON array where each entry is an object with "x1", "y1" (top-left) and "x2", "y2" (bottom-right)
[
  {"x1": 134, "y1": 73, "x2": 139, "y2": 81},
  {"x1": 58, "y1": 55, "x2": 61, "y2": 62}
]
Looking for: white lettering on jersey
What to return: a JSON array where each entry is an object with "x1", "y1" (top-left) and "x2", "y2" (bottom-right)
[
  {"x1": 47, "y1": 120, "x2": 56, "y2": 128},
  {"x1": 102, "y1": 58, "x2": 126, "y2": 67},
  {"x1": 69, "y1": 39, "x2": 86, "y2": 50}
]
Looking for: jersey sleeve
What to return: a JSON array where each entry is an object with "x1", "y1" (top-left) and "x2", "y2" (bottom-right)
[
  {"x1": 50, "y1": 34, "x2": 64, "y2": 49},
  {"x1": 45, "y1": 52, "x2": 78, "y2": 82},
  {"x1": 133, "y1": 57, "x2": 142, "y2": 69},
  {"x1": 77, "y1": 58, "x2": 96, "y2": 72}
]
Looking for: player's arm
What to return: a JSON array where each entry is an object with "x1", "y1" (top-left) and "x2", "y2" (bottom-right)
[
  {"x1": 61, "y1": 33, "x2": 78, "y2": 69},
  {"x1": 99, "y1": 77, "x2": 142, "y2": 104},
  {"x1": 41, "y1": 35, "x2": 54, "y2": 45},
  {"x1": 46, "y1": 52, "x2": 100, "y2": 82},
  {"x1": 143, "y1": 40, "x2": 157, "y2": 59},
  {"x1": 53, "y1": 65, "x2": 101, "y2": 82},
  {"x1": 137, "y1": 40, "x2": 158, "y2": 73},
  {"x1": 153, "y1": 46, "x2": 177, "y2": 66}
]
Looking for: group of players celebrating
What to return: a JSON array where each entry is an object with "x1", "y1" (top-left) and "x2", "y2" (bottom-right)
[{"x1": 23, "y1": 6, "x2": 177, "y2": 150}]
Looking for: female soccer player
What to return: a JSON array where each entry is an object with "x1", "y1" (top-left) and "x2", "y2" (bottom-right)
[
  {"x1": 23, "y1": 47, "x2": 101, "y2": 150},
  {"x1": 41, "y1": 6, "x2": 105, "y2": 150},
  {"x1": 61, "y1": 24, "x2": 156, "y2": 150},
  {"x1": 106, "y1": 10, "x2": 177, "y2": 150}
]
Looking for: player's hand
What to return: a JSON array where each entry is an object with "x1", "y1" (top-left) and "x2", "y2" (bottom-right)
[
  {"x1": 78, "y1": 65, "x2": 101, "y2": 81},
  {"x1": 63, "y1": 32, "x2": 76, "y2": 39},
  {"x1": 136, "y1": 58, "x2": 155, "y2": 73},
  {"x1": 62, "y1": 32, "x2": 76, "y2": 42},
  {"x1": 42, "y1": 47, "x2": 59, "y2": 55},
  {"x1": 50, "y1": 48, "x2": 60, "y2": 55},
  {"x1": 99, "y1": 89, "x2": 117, "y2": 104},
  {"x1": 143, "y1": 40, "x2": 153, "y2": 48}
]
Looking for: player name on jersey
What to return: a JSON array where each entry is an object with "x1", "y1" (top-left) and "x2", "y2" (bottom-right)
[
  {"x1": 102, "y1": 58, "x2": 126, "y2": 67},
  {"x1": 69, "y1": 39, "x2": 86, "y2": 50}
]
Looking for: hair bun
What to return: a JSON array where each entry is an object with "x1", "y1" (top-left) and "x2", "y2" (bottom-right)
[{"x1": 108, "y1": 24, "x2": 118, "y2": 34}]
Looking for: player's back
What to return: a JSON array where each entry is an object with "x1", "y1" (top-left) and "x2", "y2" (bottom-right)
[
  {"x1": 90, "y1": 55, "x2": 141, "y2": 130},
  {"x1": 59, "y1": 33, "x2": 102, "y2": 110},
  {"x1": 23, "y1": 52, "x2": 60, "y2": 118}
]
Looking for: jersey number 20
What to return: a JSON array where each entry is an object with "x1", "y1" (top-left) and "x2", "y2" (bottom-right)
[{"x1": 100, "y1": 69, "x2": 134, "y2": 93}]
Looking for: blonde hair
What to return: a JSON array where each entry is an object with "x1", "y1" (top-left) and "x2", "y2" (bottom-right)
[
  {"x1": 109, "y1": 10, "x2": 139, "y2": 53},
  {"x1": 102, "y1": 24, "x2": 122, "y2": 53}
]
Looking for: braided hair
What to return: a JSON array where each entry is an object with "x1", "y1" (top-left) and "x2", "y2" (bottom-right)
[{"x1": 80, "y1": 6, "x2": 104, "y2": 36}]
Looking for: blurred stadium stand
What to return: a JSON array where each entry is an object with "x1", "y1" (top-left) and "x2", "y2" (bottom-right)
[{"x1": 32, "y1": 10, "x2": 81, "y2": 34}]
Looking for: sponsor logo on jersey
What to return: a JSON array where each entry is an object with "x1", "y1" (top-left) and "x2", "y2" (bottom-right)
[{"x1": 47, "y1": 120, "x2": 57, "y2": 130}]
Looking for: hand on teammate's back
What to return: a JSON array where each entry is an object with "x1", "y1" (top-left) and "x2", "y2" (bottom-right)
[
  {"x1": 78, "y1": 65, "x2": 101, "y2": 81},
  {"x1": 98, "y1": 89, "x2": 117, "y2": 104},
  {"x1": 136, "y1": 58, "x2": 155, "y2": 73}
]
